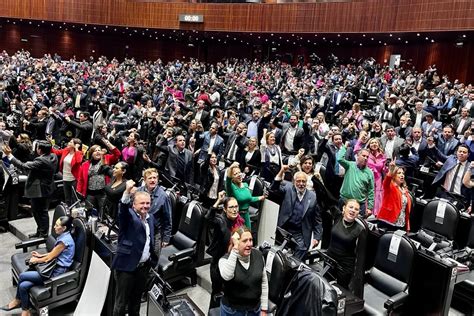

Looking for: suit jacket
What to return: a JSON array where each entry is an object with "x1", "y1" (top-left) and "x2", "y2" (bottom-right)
[
  {"x1": 276, "y1": 120, "x2": 305, "y2": 155},
  {"x1": 223, "y1": 132, "x2": 248, "y2": 161},
  {"x1": 395, "y1": 125, "x2": 413, "y2": 139},
  {"x1": 164, "y1": 145, "x2": 194, "y2": 184},
  {"x1": 410, "y1": 109, "x2": 429, "y2": 127},
  {"x1": 421, "y1": 120, "x2": 442, "y2": 138},
  {"x1": 437, "y1": 137, "x2": 459, "y2": 156},
  {"x1": 112, "y1": 202, "x2": 158, "y2": 272},
  {"x1": 73, "y1": 92, "x2": 88, "y2": 112},
  {"x1": 377, "y1": 174, "x2": 412, "y2": 230},
  {"x1": 51, "y1": 148, "x2": 83, "y2": 180},
  {"x1": 68, "y1": 119, "x2": 93, "y2": 146},
  {"x1": 432, "y1": 156, "x2": 471, "y2": 199},
  {"x1": 10, "y1": 153, "x2": 57, "y2": 198},
  {"x1": 198, "y1": 132, "x2": 225, "y2": 162},
  {"x1": 379, "y1": 135, "x2": 404, "y2": 159},
  {"x1": 453, "y1": 116, "x2": 473, "y2": 136},
  {"x1": 271, "y1": 179, "x2": 322, "y2": 248}
]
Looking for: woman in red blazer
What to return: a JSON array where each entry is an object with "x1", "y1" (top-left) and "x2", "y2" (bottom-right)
[
  {"x1": 51, "y1": 138, "x2": 84, "y2": 206},
  {"x1": 377, "y1": 161, "x2": 412, "y2": 231},
  {"x1": 76, "y1": 138, "x2": 121, "y2": 216}
]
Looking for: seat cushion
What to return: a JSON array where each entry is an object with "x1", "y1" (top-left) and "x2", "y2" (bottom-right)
[
  {"x1": 158, "y1": 245, "x2": 179, "y2": 273},
  {"x1": 364, "y1": 284, "x2": 388, "y2": 316},
  {"x1": 12, "y1": 250, "x2": 47, "y2": 277}
]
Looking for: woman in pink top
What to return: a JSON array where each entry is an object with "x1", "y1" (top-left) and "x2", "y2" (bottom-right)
[{"x1": 366, "y1": 138, "x2": 387, "y2": 215}]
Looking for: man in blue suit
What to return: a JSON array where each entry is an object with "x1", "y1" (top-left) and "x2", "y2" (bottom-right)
[
  {"x1": 112, "y1": 181, "x2": 157, "y2": 316},
  {"x1": 271, "y1": 165, "x2": 322, "y2": 260},
  {"x1": 197, "y1": 122, "x2": 225, "y2": 163},
  {"x1": 432, "y1": 144, "x2": 471, "y2": 203}
]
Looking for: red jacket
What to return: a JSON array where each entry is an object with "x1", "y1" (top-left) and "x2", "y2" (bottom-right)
[
  {"x1": 76, "y1": 147, "x2": 121, "y2": 196},
  {"x1": 377, "y1": 174, "x2": 412, "y2": 231},
  {"x1": 52, "y1": 148, "x2": 84, "y2": 181}
]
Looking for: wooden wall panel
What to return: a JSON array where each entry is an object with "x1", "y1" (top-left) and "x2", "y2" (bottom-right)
[{"x1": 0, "y1": 0, "x2": 473, "y2": 34}]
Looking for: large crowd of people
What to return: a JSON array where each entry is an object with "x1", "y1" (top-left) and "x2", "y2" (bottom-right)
[{"x1": 1, "y1": 49, "x2": 473, "y2": 315}]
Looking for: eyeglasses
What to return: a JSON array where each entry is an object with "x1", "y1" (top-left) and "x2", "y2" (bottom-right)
[{"x1": 227, "y1": 205, "x2": 239, "y2": 209}]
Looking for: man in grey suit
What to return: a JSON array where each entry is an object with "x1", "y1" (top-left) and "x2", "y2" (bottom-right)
[
  {"x1": 379, "y1": 125, "x2": 404, "y2": 160},
  {"x1": 3, "y1": 141, "x2": 57, "y2": 237},
  {"x1": 271, "y1": 165, "x2": 322, "y2": 260}
]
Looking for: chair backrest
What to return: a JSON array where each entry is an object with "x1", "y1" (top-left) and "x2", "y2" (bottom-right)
[
  {"x1": 247, "y1": 175, "x2": 264, "y2": 195},
  {"x1": 314, "y1": 162, "x2": 326, "y2": 183},
  {"x1": 368, "y1": 232, "x2": 416, "y2": 297},
  {"x1": 46, "y1": 203, "x2": 68, "y2": 251},
  {"x1": 267, "y1": 250, "x2": 293, "y2": 306},
  {"x1": 70, "y1": 217, "x2": 92, "y2": 287},
  {"x1": 173, "y1": 201, "x2": 204, "y2": 250},
  {"x1": 422, "y1": 199, "x2": 459, "y2": 240},
  {"x1": 166, "y1": 189, "x2": 179, "y2": 235},
  {"x1": 351, "y1": 218, "x2": 368, "y2": 298}
]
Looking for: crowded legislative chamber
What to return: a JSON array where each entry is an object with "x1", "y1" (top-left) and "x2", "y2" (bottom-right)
[{"x1": 0, "y1": 0, "x2": 474, "y2": 315}]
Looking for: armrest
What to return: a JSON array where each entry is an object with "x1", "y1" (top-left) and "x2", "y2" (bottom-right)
[
  {"x1": 306, "y1": 248, "x2": 326, "y2": 263},
  {"x1": 15, "y1": 238, "x2": 47, "y2": 253},
  {"x1": 43, "y1": 270, "x2": 79, "y2": 295},
  {"x1": 168, "y1": 248, "x2": 195, "y2": 262},
  {"x1": 384, "y1": 291, "x2": 409, "y2": 311}
]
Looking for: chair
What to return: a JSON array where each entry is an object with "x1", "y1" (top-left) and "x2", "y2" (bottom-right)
[
  {"x1": 265, "y1": 249, "x2": 297, "y2": 314},
  {"x1": 166, "y1": 189, "x2": 179, "y2": 235},
  {"x1": 158, "y1": 200, "x2": 205, "y2": 285},
  {"x1": 452, "y1": 218, "x2": 474, "y2": 314},
  {"x1": 11, "y1": 203, "x2": 68, "y2": 282},
  {"x1": 246, "y1": 175, "x2": 265, "y2": 241},
  {"x1": 363, "y1": 231, "x2": 416, "y2": 315},
  {"x1": 11, "y1": 217, "x2": 92, "y2": 314},
  {"x1": 411, "y1": 199, "x2": 460, "y2": 252}
]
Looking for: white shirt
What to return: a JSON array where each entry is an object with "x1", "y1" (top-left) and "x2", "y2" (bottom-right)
[
  {"x1": 443, "y1": 161, "x2": 467, "y2": 194},
  {"x1": 195, "y1": 110, "x2": 203, "y2": 122},
  {"x1": 385, "y1": 138, "x2": 395, "y2": 159},
  {"x1": 415, "y1": 111, "x2": 423, "y2": 127},
  {"x1": 208, "y1": 135, "x2": 217, "y2": 154},
  {"x1": 62, "y1": 153, "x2": 75, "y2": 181},
  {"x1": 284, "y1": 127, "x2": 297, "y2": 152}
]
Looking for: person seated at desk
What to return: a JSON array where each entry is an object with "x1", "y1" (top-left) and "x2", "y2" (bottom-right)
[
  {"x1": 1, "y1": 216, "x2": 75, "y2": 316},
  {"x1": 327, "y1": 199, "x2": 365, "y2": 289},
  {"x1": 377, "y1": 161, "x2": 412, "y2": 231}
]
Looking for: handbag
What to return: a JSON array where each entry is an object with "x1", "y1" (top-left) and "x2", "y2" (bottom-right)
[{"x1": 35, "y1": 259, "x2": 58, "y2": 279}]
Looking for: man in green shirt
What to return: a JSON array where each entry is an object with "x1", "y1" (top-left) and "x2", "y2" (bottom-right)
[{"x1": 337, "y1": 146, "x2": 374, "y2": 217}]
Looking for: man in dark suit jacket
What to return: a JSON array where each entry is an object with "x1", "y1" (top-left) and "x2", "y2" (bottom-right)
[
  {"x1": 271, "y1": 166, "x2": 322, "y2": 260},
  {"x1": 223, "y1": 122, "x2": 248, "y2": 164},
  {"x1": 65, "y1": 111, "x2": 93, "y2": 146},
  {"x1": 197, "y1": 122, "x2": 225, "y2": 162},
  {"x1": 163, "y1": 135, "x2": 194, "y2": 184},
  {"x1": 453, "y1": 107, "x2": 473, "y2": 137},
  {"x1": 317, "y1": 132, "x2": 345, "y2": 198},
  {"x1": 72, "y1": 84, "x2": 88, "y2": 113},
  {"x1": 3, "y1": 140, "x2": 57, "y2": 237},
  {"x1": 274, "y1": 114, "x2": 305, "y2": 156},
  {"x1": 437, "y1": 125, "x2": 459, "y2": 156},
  {"x1": 432, "y1": 144, "x2": 471, "y2": 203},
  {"x1": 112, "y1": 184, "x2": 157, "y2": 316}
]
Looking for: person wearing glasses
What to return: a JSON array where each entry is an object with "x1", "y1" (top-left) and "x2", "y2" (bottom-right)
[{"x1": 206, "y1": 192, "x2": 245, "y2": 309}]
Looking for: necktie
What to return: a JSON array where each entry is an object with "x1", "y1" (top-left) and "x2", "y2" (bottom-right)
[{"x1": 449, "y1": 163, "x2": 462, "y2": 192}]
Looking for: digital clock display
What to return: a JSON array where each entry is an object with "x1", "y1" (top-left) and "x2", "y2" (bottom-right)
[{"x1": 179, "y1": 14, "x2": 204, "y2": 23}]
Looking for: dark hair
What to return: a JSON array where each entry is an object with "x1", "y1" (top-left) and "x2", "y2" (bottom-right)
[
  {"x1": 299, "y1": 155, "x2": 314, "y2": 166},
  {"x1": 72, "y1": 138, "x2": 82, "y2": 147},
  {"x1": 385, "y1": 125, "x2": 395, "y2": 132},
  {"x1": 223, "y1": 196, "x2": 238, "y2": 209},
  {"x1": 117, "y1": 161, "x2": 129, "y2": 176},
  {"x1": 36, "y1": 140, "x2": 52, "y2": 155},
  {"x1": 457, "y1": 144, "x2": 470, "y2": 153},
  {"x1": 80, "y1": 111, "x2": 90, "y2": 119},
  {"x1": 398, "y1": 143, "x2": 411, "y2": 158},
  {"x1": 58, "y1": 216, "x2": 73, "y2": 231}
]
